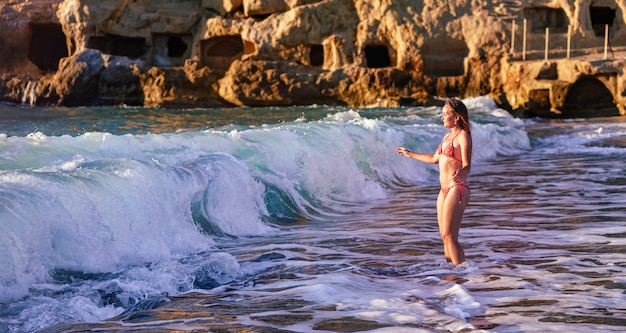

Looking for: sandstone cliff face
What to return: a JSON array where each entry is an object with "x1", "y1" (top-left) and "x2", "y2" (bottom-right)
[{"x1": 1, "y1": 0, "x2": 626, "y2": 117}]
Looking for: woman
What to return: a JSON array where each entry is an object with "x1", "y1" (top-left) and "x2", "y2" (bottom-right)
[{"x1": 396, "y1": 98, "x2": 472, "y2": 266}]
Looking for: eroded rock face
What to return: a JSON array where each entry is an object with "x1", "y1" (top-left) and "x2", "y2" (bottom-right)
[{"x1": 1, "y1": 0, "x2": 626, "y2": 116}]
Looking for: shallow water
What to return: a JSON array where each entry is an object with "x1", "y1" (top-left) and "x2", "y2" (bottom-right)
[{"x1": 0, "y1": 99, "x2": 625, "y2": 332}]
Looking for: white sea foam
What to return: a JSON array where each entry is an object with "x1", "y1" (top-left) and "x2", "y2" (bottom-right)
[{"x1": 2, "y1": 99, "x2": 625, "y2": 332}]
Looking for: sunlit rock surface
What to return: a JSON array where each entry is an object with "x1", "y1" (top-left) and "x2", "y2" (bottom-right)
[{"x1": 1, "y1": 0, "x2": 626, "y2": 117}]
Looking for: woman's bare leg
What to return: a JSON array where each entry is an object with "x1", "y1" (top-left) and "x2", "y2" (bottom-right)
[
  {"x1": 436, "y1": 191, "x2": 451, "y2": 262},
  {"x1": 437, "y1": 186, "x2": 469, "y2": 266}
]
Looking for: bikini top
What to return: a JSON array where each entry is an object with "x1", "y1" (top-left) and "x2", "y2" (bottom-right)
[{"x1": 437, "y1": 131, "x2": 462, "y2": 162}]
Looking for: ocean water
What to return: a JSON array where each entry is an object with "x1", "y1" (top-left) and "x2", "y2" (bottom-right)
[{"x1": 0, "y1": 97, "x2": 624, "y2": 333}]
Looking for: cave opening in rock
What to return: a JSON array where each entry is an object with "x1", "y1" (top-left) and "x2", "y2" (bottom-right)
[
  {"x1": 28, "y1": 23, "x2": 68, "y2": 71},
  {"x1": 200, "y1": 35, "x2": 244, "y2": 70},
  {"x1": 151, "y1": 33, "x2": 191, "y2": 67},
  {"x1": 422, "y1": 40, "x2": 468, "y2": 76},
  {"x1": 250, "y1": 14, "x2": 271, "y2": 21},
  {"x1": 309, "y1": 44, "x2": 323, "y2": 67},
  {"x1": 590, "y1": 6, "x2": 616, "y2": 37},
  {"x1": 561, "y1": 77, "x2": 619, "y2": 118},
  {"x1": 524, "y1": 7, "x2": 569, "y2": 33},
  {"x1": 168, "y1": 36, "x2": 188, "y2": 57},
  {"x1": 422, "y1": 55, "x2": 466, "y2": 76},
  {"x1": 243, "y1": 40, "x2": 256, "y2": 55},
  {"x1": 87, "y1": 34, "x2": 147, "y2": 59},
  {"x1": 365, "y1": 45, "x2": 392, "y2": 68}
]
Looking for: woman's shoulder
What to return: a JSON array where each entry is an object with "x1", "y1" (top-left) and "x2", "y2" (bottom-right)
[{"x1": 457, "y1": 130, "x2": 472, "y2": 145}]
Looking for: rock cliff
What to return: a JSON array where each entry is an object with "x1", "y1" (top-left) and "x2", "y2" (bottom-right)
[{"x1": 2, "y1": 0, "x2": 626, "y2": 117}]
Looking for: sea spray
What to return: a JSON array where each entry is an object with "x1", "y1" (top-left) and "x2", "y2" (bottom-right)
[
  {"x1": 0, "y1": 102, "x2": 531, "y2": 302},
  {"x1": 0, "y1": 98, "x2": 544, "y2": 332}
]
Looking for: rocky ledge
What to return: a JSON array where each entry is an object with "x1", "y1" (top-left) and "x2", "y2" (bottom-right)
[{"x1": 2, "y1": 0, "x2": 626, "y2": 117}]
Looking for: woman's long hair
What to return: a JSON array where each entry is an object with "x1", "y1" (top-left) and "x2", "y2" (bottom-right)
[{"x1": 445, "y1": 98, "x2": 470, "y2": 134}]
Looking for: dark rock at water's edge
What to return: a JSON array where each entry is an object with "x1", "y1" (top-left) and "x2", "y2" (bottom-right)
[{"x1": 2, "y1": 0, "x2": 626, "y2": 118}]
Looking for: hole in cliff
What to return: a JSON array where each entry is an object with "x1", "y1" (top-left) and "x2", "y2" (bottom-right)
[
  {"x1": 28, "y1": 23, "x2": 68, "y2": 71},
  {"x1": 87, "y1": 34, "x2": 147, "y2": 59},
  {"x1": 168, "y1": 36, "x2": 188, "y2": 57},
  {"x1": 151, "y1": 33, "x2": 191, "y2": 67},
  {"x1": 524, "y1": 7, "x2": 569, "y2": 33},
  {"x1": 251, "y1": 14, "x2": 271, "y2": 21},
  {"x1": 365, "y1": 45, "x2": 393, "y2": 68},
  {"x1": 309, "y1": 44, "x2": 323, "y2": 67},
  {"x1": 422, "y1": 42, "x2": 468, "y2": 76},
  {"x1": 422, "y1": 55, "x2": 466, "y2": 76},
  {"x1": 590, "y1": 6, "x2": 616, "y2": 37},
  {"x1": 200, "y1": 35, "x2": 244, "y2": 70},
  {"x1": 561, "y1": 77, "x2": 619, "y2": 118},
  {"x1": 243, "y1": 40, "x2": 256, "y2": 55}
]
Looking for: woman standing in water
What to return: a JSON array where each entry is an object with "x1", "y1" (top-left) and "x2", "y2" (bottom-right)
[{"x1": 396, "y1": 98, "x2": 472, "y2": 266}]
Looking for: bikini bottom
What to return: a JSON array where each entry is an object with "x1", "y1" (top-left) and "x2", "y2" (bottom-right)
[{"x1": 442, "y1": 182, "x2": 470, "y2": 204}]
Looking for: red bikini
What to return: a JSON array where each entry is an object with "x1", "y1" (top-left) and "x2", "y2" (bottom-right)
[
  {"x1": 438, "y1": 131, "x2": 469, "y2": 204},
  {"x1": 437, "y1": 131, "x2": 462, "y2": 162}
]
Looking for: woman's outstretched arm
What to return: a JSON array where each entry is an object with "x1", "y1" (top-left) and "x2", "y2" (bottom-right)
[{"x1": 396, "y1": 147, "x2": 439, "y2": 164}]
